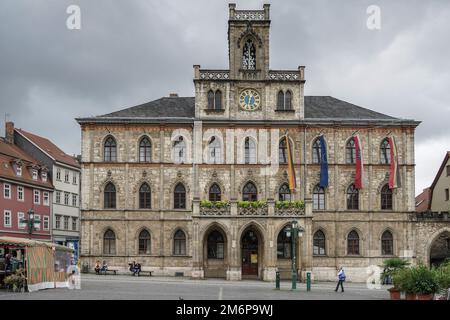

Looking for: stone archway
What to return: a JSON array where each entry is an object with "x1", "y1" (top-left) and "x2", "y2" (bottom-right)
[
  {"x1": 430, "y1": 230, "x2": 450, "y2": 267},
  {"x1": 240, "y1": 226, "x2": 264, "y2": 279},
  {"x1": 203, "y1": 226, "x2": 228, "y2": 278}
]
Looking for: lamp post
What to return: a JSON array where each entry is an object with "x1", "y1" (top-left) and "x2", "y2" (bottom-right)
[
  {"x1": 285, "y1": 220, "x2": 304, "y2": 290},
  {"x1": 20, "y1": 209, "x2": 41, "y2": 239}
]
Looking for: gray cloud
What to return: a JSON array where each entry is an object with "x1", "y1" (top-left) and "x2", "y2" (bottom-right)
[{"x1": 1, "y1": 0, "x2": 449, "y2": 194}]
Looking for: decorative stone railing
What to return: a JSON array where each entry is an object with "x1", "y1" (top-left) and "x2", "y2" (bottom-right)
[
  {"x1": 200, "y1": 205, "x2": 231, "y2": 216},
  {"x1": 274, "y1": 206, "x2": 305, "y2": 216},
  {"x1": 409, "y1": 212, "x2": 450, "y2": 222},
  {"x1": 267, "y1": 70, "x2": 302, "y2": 81},
  {"x1": 199, "y1": 70, "x2": 230, "y2": 80},
  {"x1": 234, "y1": 10, "x2": 266, "y2": 21},
  {"x1": 238, "y1": 204, "x2": 268, "y2": 216}
]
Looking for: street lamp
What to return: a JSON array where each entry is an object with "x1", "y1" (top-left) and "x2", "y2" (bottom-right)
[
  {"x1": 285, "y1": 220, "x2": 304, "y2": 290},
  {"x1": 20, "y1": 209, "x2": 41, "y2": 239}
]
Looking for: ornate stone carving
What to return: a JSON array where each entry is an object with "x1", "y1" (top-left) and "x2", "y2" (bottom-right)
[
  {"x1": 199, "y1": 70, "x2": 230, "y2": 80},
  {"x1": 234, "y1": 10, "x2": 265, "y2": 21},
  {"x1": 267, "y1": 70, "x2": 301, "y2": 81}
]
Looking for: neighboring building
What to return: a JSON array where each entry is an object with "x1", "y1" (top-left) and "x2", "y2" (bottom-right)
[
  {"x1": 12, "y1": 124, "x2": 81, "y2": 259},
  {"x1": 76, "y1": 4, "x2": 448, "y2": 281},
  {"x1": 429, "y1": 152, "x2": 450, "y2": 212},
  {"x1": 0, "y1": 123, "x2": 53, "y2": 241},
  {"x1": 415, "y1": 188, "x2": 431, "y2": 212}
]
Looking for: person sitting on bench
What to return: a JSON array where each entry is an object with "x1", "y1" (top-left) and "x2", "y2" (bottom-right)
[
  {"x1": 94, "y1": 260, "x2": 101, "y2": 275},
  {"x1": 129, "y1": 261, "x2": 141, "y2": 276},
  {"x1": 100, "y1": 260, "x2": 108, "y2": 273}
]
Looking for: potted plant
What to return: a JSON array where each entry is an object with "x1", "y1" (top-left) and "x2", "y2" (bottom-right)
[
  {"x1": 393, "y1": 267, "x2": 414, "y2": 300},
  {"x1": 434, "y1": 261, "x2": 450, "y2": 300},
  {"x1": 381, "y1": 258, "x2": 409, "y2": 300},
  {"x1": 3, "y1": 269, "x2": 26, "y2": 292},
  {"x1": 410, "y1": 264, "x2": 439, "y2": 300}
]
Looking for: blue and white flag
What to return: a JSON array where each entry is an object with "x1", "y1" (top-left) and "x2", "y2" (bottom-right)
[{"x1": 319, "y1": 135, "x2": 328, "y2": 188}]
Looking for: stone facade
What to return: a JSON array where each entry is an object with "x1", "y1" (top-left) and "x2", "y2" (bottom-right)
[{"x1": 76, "y1": 4, "x2": 449, "y2": 282}]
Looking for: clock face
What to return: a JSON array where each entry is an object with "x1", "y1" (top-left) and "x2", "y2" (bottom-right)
[{"x1": 239, "y1": 89, "x2": 261, "y2": 111}]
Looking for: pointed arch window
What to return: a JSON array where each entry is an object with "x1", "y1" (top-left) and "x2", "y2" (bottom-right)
[
  {"x1": 277, "y1": 91, "x2": 285, "y2": 109},
  {"x1": 208, "y1": 183, "x2": 221, "y2": 202},
  {"x1": 381, "y1": 230, "x2": 394, "y2": 255},
  {"x1": 174, "y1": 183, "x2": 186, "y2": 209},
  {"x1": 104, "y1": 137, "x2": 117, "y2": 162},
  {"x1": 207, "y1": 230, "x2": 225, "y2": 259},
  {"x1": 346, "y1": 138, "x2": 356, "y2": 164},
  {"x1": 312, "y1": 138, "x2": 322, "y2": 164},
  {"x1": 173, "y1": 136, "x2": 186, "y2": 163},
  {"x1": 278, "y1": 183, "x2": 292, "y2": 201},
  {"x1": 277, "y1": 226, "x2": 292, "y2": 259},
  {"x1": 381, "y1": 184, "x2": 393, "y2": 210},
  {"x1": 380, "y1": 138, "x2": 391, "y2": 164},
  {"x1": 104, "y1": 183, "x2": 116, "y2": 209},
  {"x1": 138, "y1": 230, "x2": 151, "y2": 254},
  {"x1": 279, "y1": 138, "x2": 288, "y2": 164},
  {"x1": 244, "y1": 137, "x2": 256, "y2": 164},
  {"x1": 285, "y1": 90, "x2": 292, "y2": 110},
  {"x1": 103, "y1": 229, "x2": 116, "y2": 255},
  {"x1": 313, "y1": 230, "x2": 326, "y2": 256},
  {"x1": 139, "y1": 137, "x2": 152, "y2": 162},
  {"x1": 207, "y1": 90, "x2": 222, "y2": 110},
  {"x1": 242, "y1": 182, "x2": 257, "y2": 201},
  {"x1": 208, "y1": 136, "x2": 221, "y2": 164},
  {"x1": 347, "y1": 230, "x2": 360, "y2": 255},
  {"x1": 207, "y1": 90, "x2": 215, "y2": 109},
  {"x1": 173, "y1": 229, "x2": 186, "y2": 255},
  {"x1": 242, "y1": 39, "x2": 256, "y2": 70},
  {"x1": 139, "y1": 183, "x2": 151, "y2": 209},
  {"x1": 313, "y1": 185, "x2": 325, "y2": 210},
  {"x1": 346, "y1": 184, "x2": 359, "y2": 210}
]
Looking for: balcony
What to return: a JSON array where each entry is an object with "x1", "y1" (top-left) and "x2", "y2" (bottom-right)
[{"x1": 200, "y1": 201, "x2": 231, "y2": 216}]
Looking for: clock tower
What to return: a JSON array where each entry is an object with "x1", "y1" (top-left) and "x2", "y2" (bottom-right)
[{"x1": 193, "y1": 3, "x2": 305, "y2": 121}]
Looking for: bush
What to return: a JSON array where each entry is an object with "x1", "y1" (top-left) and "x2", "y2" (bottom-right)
[
  {"x1": 275, "y1": 200, "x2": 305, "y2": 210},
  {"x1": 434, "y1": 261, "x2": 450, "y2": 294},
  {"x1": 238, "y1": 201, "x2": 267, "y2": 208},
  {"x1": 4, "y1": 269, "x2": 26, "y2": 292},
  {"x1": 393, "y1": 264, "x2": 440, "y2": 295},
  {"x1": 200, "y1": 200, "x2": 230, "y2": 208},
  {"x1": 380, "y1": 258, "x2": 409, "y2": 286}
]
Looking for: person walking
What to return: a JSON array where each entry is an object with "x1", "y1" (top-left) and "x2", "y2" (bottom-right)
[{"x1": 335, "y1": 267, "x2": 346, "y2": 292}]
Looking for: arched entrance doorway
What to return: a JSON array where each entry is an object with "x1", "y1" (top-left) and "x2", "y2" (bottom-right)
[
  {"x1": 430, "y1": 230, "x2": 450, "y2": 267},
  {"x1": 203, "y1": 227, "x2": 228, "y2": 278},
  {"x1": 241, "y1": 227, "x2": 262, "y2": 278}
]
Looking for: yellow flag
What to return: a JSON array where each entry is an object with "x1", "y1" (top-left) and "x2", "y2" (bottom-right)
[{"x1": 285, "y1": 135, "x2": 296, "y2": 191}]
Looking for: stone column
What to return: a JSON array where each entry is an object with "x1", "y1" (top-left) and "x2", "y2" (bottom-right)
[
  {"x1": 191, "y1": 219, "x2": 204, "y2": 279},
  {"x1": 227, "y1": 219, "x2": 241, "y2": 280},
  {"x1": 263, "y1": 218, "x2": 276, "y2": 281}
]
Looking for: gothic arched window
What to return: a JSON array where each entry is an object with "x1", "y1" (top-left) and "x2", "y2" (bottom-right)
[
  {"x1": 104, "y1": 136, "x2": 117, "y2": 162},
  {"x1": 346, "y1": 184, "x2": 359, "y2": 210},
  {"x1": 313, "y1": 230, "x2": 326, "y2": 256},
  {"x1": 380, "y1": 138, "x2": 391, "y2": 164},
  {"x1": 277, "y1": 226, "x2": 292, "y2": 259},
  {"x1": 104, "y1": 183, "x2": 116, "y2": 209},
  {"x1": 347, "y1": 230, "x2": 360, "y2": 255},
  {"x1": 173, "y1": 229, "x2": 186, "y2": 255},
  {"x1": 242, "y1": 182, "x2": 257, "y2": 201},
  {"x1": 285, "y1": 90, "x2": 292, "y2": 110},
  {"x1": 173, "y1": 136, "x2": 186, "y2": 163},
  {"x1": 244, "y1": 137, "x2": 256, "y2": 164},
  {"x1": 103, "y1": 229, "x2": 116, "y2": 255},
  {"x1": 139, "y1": 137, "x2": 152, "y2": 162},
  {"x1": 208, "y1": 183, "x2": 221, "y2": 202},
  {"x1": 208, "y1": 136, "x2": 221, "y2": 164},
  {"x1": 313, "y1": 185, "x2": 325, "y2": 210},
  {"x1": 381, "y1": 230, "x2": 394, "y2": 255},
  {"x1": 312, "y1": 138, "x2": 322, "y2": 164},
  {"x1": 242, "y1": 39, "x2": 256, "y2": 70},
  {"x1": 278, "y1": 183, "x2": 292, "y2": 201},
  {"x1": 207, "y1": 230, "x2": 225, "y2": 259},
  {"x1": 207, "y1": 90, "x2": 215, "y2": 109},
  {"x1": 138, "y1": 229, "x2": 151, "y2": 254},
  {"x1": 279, "y1": 138, "x2": 288, "y2": 164},
  {"x1": 381, "y1": 184, "x2": 393, "y2": 210},
  {"x1": 277, "y1": 91, "x2": 285, "y2": 109},
  {"x1": 346, "y1": 138, "x2": 356, "y2": 164},
  {"x1": 214, "y1": 90, "x2": 222, "y2": 110},
  {"x1": 139, "y1": 183, "x2": 151, "y2": 209},
  {"x1": 174, "y1": 183, "x2": 186, "y2": 209}
]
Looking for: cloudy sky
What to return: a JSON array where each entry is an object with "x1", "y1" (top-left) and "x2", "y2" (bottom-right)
[{"x1": 0, "y1": 0, "x2": 449, "y2": 195}]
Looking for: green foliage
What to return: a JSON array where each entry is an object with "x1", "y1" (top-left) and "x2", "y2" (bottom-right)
[
  {"x1": 237, "y1": 200, "x2": 267, "y2": 208},
  {"x1": 392, "y1": 263, "x2": 440, "y2": 294},
  {"x1": 4, "y1": 269, "x2": 26, "y2": 291},
  {"x1": 380, "y1": 258, "x2": 410, "y2": 286},
  {"x1": 434, "y1": 261, "x2": 450, "y2": 294},
  {"x1": 275, "y1": 200, "x2": 305, "y2": 210},
  {"x1": 200, "y1": 200, "x2": 230, "y2": 208}
]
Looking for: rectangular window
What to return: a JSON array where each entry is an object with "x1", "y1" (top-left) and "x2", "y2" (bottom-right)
[
  {"x1": 34, "y1": 214, "x2": 41, "y2": 230},
  {"x1": 56, "y1": 168, "x2": 61, "y2": 181},
  {"x1": 34, "y1": 190, "x2": 40, "y2": 204},
  {"x1": 16, "y1": 166, "x2": 22, "y2": 176},
  {"x1": 55, "y1": 215, "x2": 61, "y2": 229},
  {"x1": 445, "y1": 188, "x2": 449, "y2": 202},
  {"x1": 64, "y1": 216, "x2": 69, "y2": 230},
  {"x1": 64, "y1": 170, "x2": 69, "y2": 183},
  {"x1": 42, "y1": 172, "x2": 47, "y2": 182},
  {"x1": 43, "y1": 192, "x2": 50, "y2": 206},
  {"x1": 56, "y1": 191, "x2": 61, "y2": 204},
  {"x1": 4, "y1": 210, "x2": 11, "y2": 228},
  {"x1": 64, "y1": 192, "x2": 69, "y2": 205},
  {"x1": 17, "y1": 186, "x2": 24, "y2": 201},
  {"x1": 72, "y1": 217, "x2": 77, "y2": 231},
  {"x1": 4, "y1": 183, "x2": 11, "y2": 199},
  {"x1": 73, "y1": 174, "x2": 77, "y2": 185},
  {"x1": 18, "y1": 212, "x2": 25, "y2": 229},
  {"x1": 32, "y1": 169, "x2": 38, "y2": 180},
  {"x1": 72, "y1": 194, "x2": 77, "y2": 207},
  {"x1": 43, "y1": 216, "x2": 49, "y2": 230}
]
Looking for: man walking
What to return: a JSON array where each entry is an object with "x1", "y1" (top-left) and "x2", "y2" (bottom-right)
[{"x1": 335, "y1": 267, "x2": 345, "y2": 292}]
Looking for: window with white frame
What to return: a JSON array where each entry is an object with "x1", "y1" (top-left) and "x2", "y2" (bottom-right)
[
  {"x1": 55, "y1": 215, "x2": 61, "y2": 229},
  {"x1": 4, "y1": 183, "x2": 11, "y2": 199},
  {"x1": 33, "y1": 190, "x2": 40, "y2": 204},
  {"x1": 56, "y1": 168, "x2": 61, "y2": 181},
  {"x1": 41, "y1": 172, "x2": 47, "y2": 182},
  {"x1": 64, "y1": 192, "x2": 69, "y2": 205},
  {"x1": 43, "y1": 192, "x2": 50, "y2": 206},
  {"x1": 72, "y1": 217, "x2": 77, "y2": 231},
  {"x1": 34, "y1": 214, "x2": 41, "y2": 230},
  {"x1": 4, "y1": 210, "x2": 11, "y2": 227},
  {"x1": 56, "y1": 191, "x2": 61, "y2": 204},
  {"x1": 16, "y1": 166, "x2": 22, "y2": 176},
  {"x1": 64, "y1": 216, "x2": 69, "y2": 230},
  {"x1": 73, "y1": 174, "x2": 77, "y2": 185},
  {"x1": 18, "y1": 212, "x2": 25, "y2": 229},
  {"x1": 17, "y1": 186, "x2": 24, "y2": 201},
  {"x1": 32, "y1": 169, "x2": 38, "y2": 180},
  {"x1": 173, "y1": 136, "x2": 186, "y2": 163},
  {"x1": 64, "y1": 170, "x2": 69, "y2": 183},
  {"x1": 207, "y1": 136, "x2": 221, "y2": 164},
  {"x1": 72, "y1": 194, "x2": 77, "y2": 207},
  {"x1": 43, "y1": 216, "x2": 49, "y2": 230}
]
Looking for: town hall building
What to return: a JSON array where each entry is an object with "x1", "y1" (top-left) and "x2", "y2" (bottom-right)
[{"x1": 76, "y1": 4, "x2": 447, "y2": 282}]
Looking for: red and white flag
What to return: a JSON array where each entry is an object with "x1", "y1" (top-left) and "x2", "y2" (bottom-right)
[
  {"x1": 388, "y1": 136, "x2": 400, "y2": 189},
  {"x1": 354, "y1": 135, "x2": 364, "y2": 189}
]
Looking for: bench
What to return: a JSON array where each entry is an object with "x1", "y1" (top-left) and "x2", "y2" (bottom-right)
[
  {"x1": 137, "y1": 270, "x2": 153, "y2": 277},
  {"x1": 100, "y1": 269, "x2": 118, "y2": 275}
]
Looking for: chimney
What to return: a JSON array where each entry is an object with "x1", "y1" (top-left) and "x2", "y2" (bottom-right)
[
  {"x1": 5, "y1": 121, "x2": 14, "y2": 144},
  {"x1": 169, "y1": 93, "x2": 179, "y2": 97}
]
